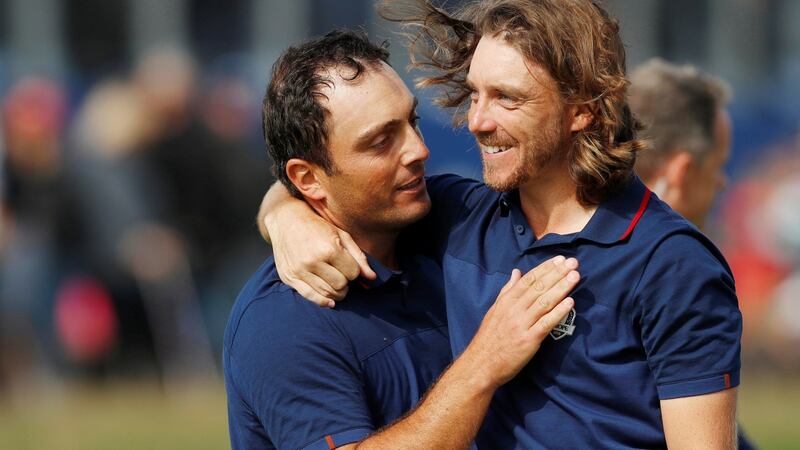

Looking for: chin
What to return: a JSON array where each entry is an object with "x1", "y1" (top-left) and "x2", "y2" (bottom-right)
[
  {"x1": 394, "y1": 199, "x2": 432, "y2": 228},
  {"x1": 483, "y1": 165, "x2": 529, "y2": 192}
]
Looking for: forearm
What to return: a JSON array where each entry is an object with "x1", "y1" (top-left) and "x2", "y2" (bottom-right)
[
  {"x1": 354, "y1": 349, "x2": 497, "y2": 450},
  {"x1": 257, "y1": 182, "x2": 312, "y2": 243}
]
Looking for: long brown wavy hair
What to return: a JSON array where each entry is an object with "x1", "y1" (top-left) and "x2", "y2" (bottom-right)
[{"x1": 379, "y1": 0, "x2": 647, "y2": 205}]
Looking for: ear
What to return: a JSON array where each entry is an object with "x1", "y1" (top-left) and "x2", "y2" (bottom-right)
[
  {"x1": 661, "y1": 151, "x2": 694, "y2": 199},
  {"x1": 569, "y1": 104, "x2": 594, "y2": 132},
  {"x1": 285, "y1": 158, "x2": 327, "y2": 201}
]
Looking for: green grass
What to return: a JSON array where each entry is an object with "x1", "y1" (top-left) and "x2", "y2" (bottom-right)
[
  {"x1": 739, "y1": 372, "x2": 800, "y2": 449},
  {"x1": 0, "y1": 371, "x2": 796, "y2": 449},
  {"x1": 0, "y1": 380, "x2": 229, "y2": 450}
]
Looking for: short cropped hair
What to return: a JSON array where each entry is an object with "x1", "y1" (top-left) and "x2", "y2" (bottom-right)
[
  {"x1": 629, "y1": 58, "x2": 731, "y2": 181},
  {"x1": 263, "y1": 30, "x2": 390, "y2": 197}
]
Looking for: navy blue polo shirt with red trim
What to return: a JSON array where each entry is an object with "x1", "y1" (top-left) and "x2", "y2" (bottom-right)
[
  {"x1": 223, "y1": 254, "x2": 450, "y2": 450},
  {"x1": 412, "y1": 173, "x2": 742, "y2": 449}
]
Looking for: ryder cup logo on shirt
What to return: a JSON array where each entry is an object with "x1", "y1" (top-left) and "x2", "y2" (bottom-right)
[{"x1": 550, "y1": 308, "x2": 576, "y2": 340}]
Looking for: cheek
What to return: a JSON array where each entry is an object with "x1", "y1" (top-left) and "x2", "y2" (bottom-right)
[{"x1": 343, "y1": 161, "x2": 397, "y2": 200}]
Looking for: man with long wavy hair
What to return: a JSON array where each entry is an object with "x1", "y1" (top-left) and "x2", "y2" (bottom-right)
[{"x1": 258, "y1": 1, "x2": 742, "y2": 448}]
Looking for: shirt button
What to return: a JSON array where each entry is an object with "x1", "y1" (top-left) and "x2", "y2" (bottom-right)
[{"x1": 515, "y1": 225, "x2": 525, "y2": 234}]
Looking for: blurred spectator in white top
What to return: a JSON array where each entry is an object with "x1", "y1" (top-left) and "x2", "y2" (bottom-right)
[{"x1": 630, "y1": 58, "x2": 732, "y2": 231}]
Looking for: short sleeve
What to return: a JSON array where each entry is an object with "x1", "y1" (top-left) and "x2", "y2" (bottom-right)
[
  {"x1": 402, "y1": 174, "x2": 487, "y2": 257},
  {"x1": 225, "y1": 294, "x2": 374, "y2": 450},
  {"x1": 636, "y1": 232, "x2": 742, "y2": 400}
]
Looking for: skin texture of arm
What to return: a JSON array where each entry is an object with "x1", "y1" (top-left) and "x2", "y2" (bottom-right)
[
  {"x1": 661, "y1": 389, "x2": 738, "y2": 450},
  {"x1": 335, "y1": 257, "x2": 580, "y2": 450},
  {"x1": 258, "y1": 182, "x2": 375, "y2": 306}
]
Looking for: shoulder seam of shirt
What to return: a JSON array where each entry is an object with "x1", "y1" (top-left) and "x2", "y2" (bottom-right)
[
  {"x1": 443, "y1": 247, "x2": 514, "y2": 278},
  {"x1": 227, "y1": 282, "x2": 329, "y2": 350},
  {"x1": 232, "y1": 286, "x2": 362, "y2": 373},
  {"x1": 629, "y1": 226, "x2": 727, "y2": 306},
  {"x1": 358, "y1": 324, "x2": 448, "y2": 362}
]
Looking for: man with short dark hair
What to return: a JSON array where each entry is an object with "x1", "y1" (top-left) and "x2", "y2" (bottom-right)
[
  {"x1": 259, "y1": 1, "x2": 743, "y2": 448},
  {"x1": 630, "y1": 58, "x2": 732, "y2": 230},
  {"x1": 224, "y1": 29, "x2": 578, "y2": 450}
]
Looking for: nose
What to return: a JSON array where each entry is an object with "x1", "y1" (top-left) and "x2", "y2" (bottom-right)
[
  {"x1": 468, "y1": 96, "x2": 497, "y2": 134},
  {"x1": 400, "y1": 125, "x2": 430, "y2": 166}
]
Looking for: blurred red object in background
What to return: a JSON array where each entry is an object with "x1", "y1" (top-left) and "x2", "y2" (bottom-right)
[{"x1": 54, "y1": 277, "x2": 118, "y2": 363}]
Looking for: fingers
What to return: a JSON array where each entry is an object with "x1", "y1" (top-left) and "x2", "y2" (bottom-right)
[
  {"x1": 525, "y1": 269, "x2": 579, "y2": 326},
  {"x1": 327, "y1": 233, "x2": 361, "y2": 282},
  {"x1": 310, "y1": 262, "x2": 351, "y2": 298},
  {"x1": 336, "y1": 230, "x2": 377, "y2": 281},
  {"x1": 497, "y1": 268, "x2": 522, "y2": 297},
  {"x1": 303, "y1": 271, "x2": 349, "y2": 302},
  {"x1": 290, "y1": 279, "x2": 336, "y2": 308},
  {"x1": 517, "y1": 255, "x2": 564, "y2": 288},
  {"x1": 508, "y1": 255, "x2": 567, "y2": 300},
  {"x1": 530, "y1": 296, "x2": 575, "y2": 339}
]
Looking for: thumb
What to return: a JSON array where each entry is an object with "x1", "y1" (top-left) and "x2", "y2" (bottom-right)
[{"x1": 498, "y1": 268, "x2": 522, "y2": 297}]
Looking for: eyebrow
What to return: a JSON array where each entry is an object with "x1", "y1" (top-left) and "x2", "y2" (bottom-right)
[{"x1": 354, "y1": 97, "x2": 419, "y2": 147}]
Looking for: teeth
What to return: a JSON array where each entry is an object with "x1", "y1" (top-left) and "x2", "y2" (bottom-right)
[{"x1": 483, "y1": 145, "x2": 510, "y2": 154}]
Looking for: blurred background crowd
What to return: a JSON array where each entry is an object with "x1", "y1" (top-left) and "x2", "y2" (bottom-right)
[{"x1": 0, "y1": 0, "x2": 798, "y2": 448}]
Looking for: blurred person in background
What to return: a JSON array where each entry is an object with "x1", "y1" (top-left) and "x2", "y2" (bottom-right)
[
  {"x1": 629, "y1": 58, "x2": 756, "y2": 450},
  {"x1": 61, "y1": 47, "x2": 273, "y2": 385},
  {"x1": 132, "y1": 47, "x2": 271, "y2": 286},
  {"x1": 125, "y1": 47, "x2": 271, "y2": 377},
  {"x1": 0, "y1": 76, "x2": 126, "y2": 388},
  {"x1": 629, "y1": 58, "x2": 731, "y2": 232},
  {"x1": 0, "y1": 76, "x2": 85, "y2": 388}
]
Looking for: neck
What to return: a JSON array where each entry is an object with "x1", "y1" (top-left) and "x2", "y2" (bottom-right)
[
  {"x1": 312, "y1": 203, "x2": 399, "y2": 270},
  {"x1": 517, "y1": 162, "x2": 597, "y2": 239},
  {"x1": 351, "y1": 230, "x2": 399, "y2": 270}
]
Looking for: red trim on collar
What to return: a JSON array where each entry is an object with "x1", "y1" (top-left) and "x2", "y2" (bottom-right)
[
  {"x1": 618, "y1": 188, "x2": 652, "y2": 241},
  {"x1": 357, "y1": 280, "x2": 371, "y2": 290}
]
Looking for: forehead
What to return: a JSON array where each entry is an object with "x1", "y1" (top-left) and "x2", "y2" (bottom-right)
[
  {"x1": 467, "y1": 34, "x2": 551, "y2": 92},
  {"x1": 318, "y1": 63, "x2": 413, "y2": 141}
]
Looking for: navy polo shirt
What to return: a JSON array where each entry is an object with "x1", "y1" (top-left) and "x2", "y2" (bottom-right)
[
  {"x1": 223, "y1": 254, "x2": 450, "y2": 450},
  {"x1": 410, "y1": 173, "x2": 742, "y2": 449}
]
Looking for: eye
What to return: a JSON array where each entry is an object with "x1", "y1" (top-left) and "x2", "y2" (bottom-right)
[
  {"x1": 410, "y1": 114, "x2": 421, "y2": 127},
  {"x1": 370, "y1": 135, "x2": 390, "y2": 149},
  {"x1": 369, "y1": 133, "x2": 393, "y2": 150},
  {"x1": 498, "y1": 92, "x2": 517, "y2": 103}
]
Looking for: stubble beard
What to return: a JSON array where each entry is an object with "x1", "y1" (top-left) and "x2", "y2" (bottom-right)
[{"x1": 481, "y1": 123, "x2": 565, "y2": 193}]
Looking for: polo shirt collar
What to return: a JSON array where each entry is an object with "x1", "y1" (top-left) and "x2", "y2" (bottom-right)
[
  {"x1": 357, "y1": 252, "x2": 416, "y2": 290},
  {"x1": 498, "y1": 175, "x2": 652, "y2": 247},
  {"x1": 577, "y1": 175, "x2": 652, "y2": 244}
]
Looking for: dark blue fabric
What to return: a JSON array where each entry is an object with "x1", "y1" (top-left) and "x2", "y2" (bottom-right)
[
  {"x1": 224, "y1": 254, "x2": 450, "y2": 450},
  {"x1": 408, "y1": 173, "x2": 743, "y2": 449}
]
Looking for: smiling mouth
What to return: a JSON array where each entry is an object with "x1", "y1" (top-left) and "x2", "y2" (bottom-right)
[
  {"x1": 481, "y1": 145, "x2": 513, "y2": 155},
  {"x1": 398, "y1": 177, "x2": 424, "y2": 191}
]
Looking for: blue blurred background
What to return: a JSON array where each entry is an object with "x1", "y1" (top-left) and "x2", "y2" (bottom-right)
[{"x1": 0, "y1": 1, "x2": 798, "y2": 448}]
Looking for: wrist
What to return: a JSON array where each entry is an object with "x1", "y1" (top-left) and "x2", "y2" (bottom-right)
[
  {"x1": 453, "y1": 345, "x2": 504, "y2": 395},
  {"x1": 264, "y1": 200, "x2": 305, "y2": 238}
]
